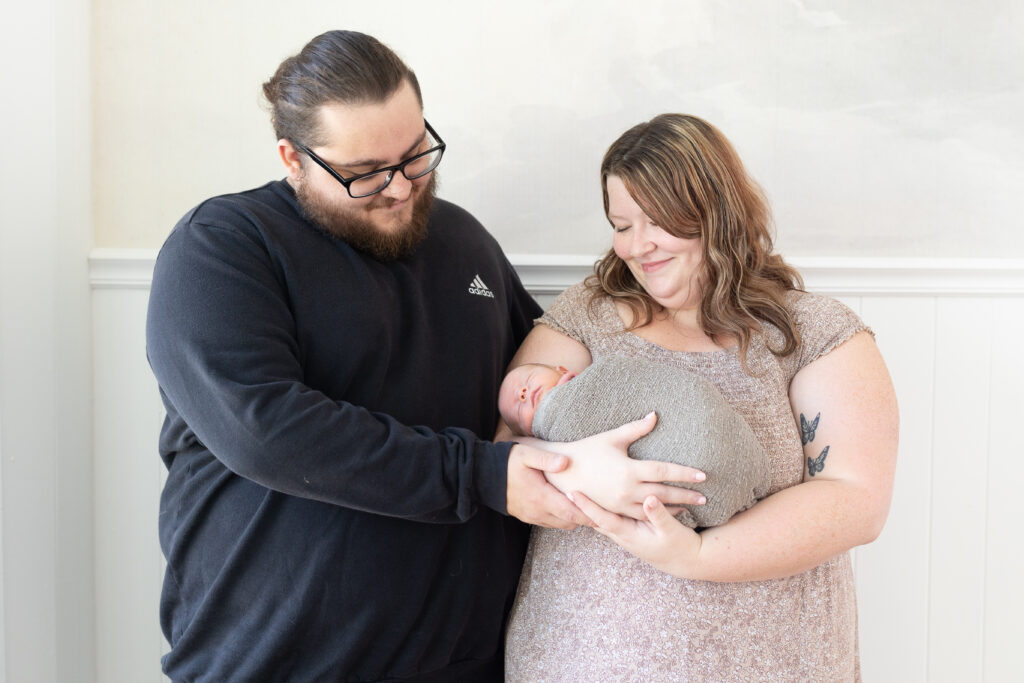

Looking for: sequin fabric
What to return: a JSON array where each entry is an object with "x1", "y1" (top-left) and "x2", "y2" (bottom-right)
[{"x1": 505, "y1": 283, "x2": 870, "y2": 682}]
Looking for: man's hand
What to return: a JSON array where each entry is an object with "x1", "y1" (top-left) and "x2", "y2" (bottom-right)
[
  {"x1": 541, "y1": 412, "x2": 707, "y2": 520},
  {"x1": 506, "y1": 445, "x2": 594, "y2": 529}
]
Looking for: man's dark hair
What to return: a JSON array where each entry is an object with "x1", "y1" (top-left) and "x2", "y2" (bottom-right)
[{"x1": 262, "y1": 30, "x2": 422, "y2": 148}]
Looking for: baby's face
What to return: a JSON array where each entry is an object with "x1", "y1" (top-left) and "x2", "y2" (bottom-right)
[{"x1": 498, "y1": 363, "x2": 575, "y2": 436}]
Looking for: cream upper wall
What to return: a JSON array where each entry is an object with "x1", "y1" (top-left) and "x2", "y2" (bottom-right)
[{"x1": 93, "y1": 0, "x2": 1024, "y2": 257}]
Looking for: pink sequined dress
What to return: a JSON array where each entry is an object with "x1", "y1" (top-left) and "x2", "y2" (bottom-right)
[{"x1": 505, "y1": 283, "x2": 869, "y2": 682}]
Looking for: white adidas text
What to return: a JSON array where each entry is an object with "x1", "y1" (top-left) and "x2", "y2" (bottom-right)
[{"x1": 468, "y1": 274, "x2": 495, "y2": 298}]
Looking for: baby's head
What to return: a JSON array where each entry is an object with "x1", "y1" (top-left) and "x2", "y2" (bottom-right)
[{"x1": 498, "y1": 363, "x2": 576, "y2": 436}]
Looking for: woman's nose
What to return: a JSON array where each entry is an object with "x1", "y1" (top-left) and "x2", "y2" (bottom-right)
[{"x1": 630, "y1": 226, "x2": 655, "y2": 257}]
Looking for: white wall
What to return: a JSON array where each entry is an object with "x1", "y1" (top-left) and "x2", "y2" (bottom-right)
[
  {"x1": 0, "y1": 0, "x2": 95, "y2": 681},
  {"x1": 92, "y1": 0, "x2": 1024, "y2": 258}
]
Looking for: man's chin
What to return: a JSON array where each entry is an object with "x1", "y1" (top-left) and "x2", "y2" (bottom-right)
[
  {"x1": 369, "y1": 205, "x2": 416, "y2": 235},
  {"x1": 295, "y1": 176, "x2": 436, "y2": 261}
]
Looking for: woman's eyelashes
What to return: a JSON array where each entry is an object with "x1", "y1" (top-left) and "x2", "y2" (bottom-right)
[{"x1": 612, "y1": 220, "x2": 658, "y2": 233}]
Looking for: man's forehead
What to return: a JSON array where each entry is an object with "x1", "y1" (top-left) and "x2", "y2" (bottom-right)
[{"x1": 313, "y1": 81, "x2": 424, "y2": 165}]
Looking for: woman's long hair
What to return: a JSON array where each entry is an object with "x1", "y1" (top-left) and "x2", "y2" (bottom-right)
[{"x1": 589, "y1": 114, "x2": 803, "y2": 367}]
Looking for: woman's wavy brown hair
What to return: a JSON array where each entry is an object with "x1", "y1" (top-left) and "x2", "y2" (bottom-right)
[{"x1": 588, "y1": 114, "x2": 803, "y2": 367}]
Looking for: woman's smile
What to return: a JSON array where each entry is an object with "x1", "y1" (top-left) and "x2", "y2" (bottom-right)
[{"x1": 640, "y1": 258, "x2": 672, "y2": 274}]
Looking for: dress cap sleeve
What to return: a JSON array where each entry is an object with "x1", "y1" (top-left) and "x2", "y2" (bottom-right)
[
  {"x1": 784, "y1": 290, "x2": 873, "y2": 376},
  {"x1": 535, "y1": 282, "x2": 599, "y2": 347}
]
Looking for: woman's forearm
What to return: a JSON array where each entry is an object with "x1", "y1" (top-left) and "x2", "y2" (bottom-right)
[
  {"x1": 684, "y1": 477, "x2": 890, "y2": 582},
  {"x1": 571, "y1": 474, "x2": 891, "y2": 583}
]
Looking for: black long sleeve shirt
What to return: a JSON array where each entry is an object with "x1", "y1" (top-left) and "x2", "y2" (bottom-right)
[{"x1": 146, "y1": 180, "x2": 541, "y2": 682}]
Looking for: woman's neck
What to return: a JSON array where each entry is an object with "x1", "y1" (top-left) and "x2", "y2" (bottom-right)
[
  {"x1": 657, "y1": 305, "x2": 702, "y2": 334},
  {"x1": 615, "y1": 300, "x2": 730, "y2": 353}
]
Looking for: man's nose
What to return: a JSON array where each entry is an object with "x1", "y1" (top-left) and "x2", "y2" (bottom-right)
[{"x1": 381, "y1": 169, "x2": 413, "y2": 201}]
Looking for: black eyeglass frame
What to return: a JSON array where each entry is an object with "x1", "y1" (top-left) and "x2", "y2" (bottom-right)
[{"x1": 295, "y1": 120, "x2": 446, "y2": 198}]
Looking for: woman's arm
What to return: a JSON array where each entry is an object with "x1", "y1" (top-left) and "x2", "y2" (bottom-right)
[
  {"x1": 570, "y1": 331, "x2": 899, "y2": 581},
  {"x1": 505, "y1": 322, "x2": 594, "y2": 374},
  {"x1": 503, "y1": 324, "x2": 709, "y2": 522}
]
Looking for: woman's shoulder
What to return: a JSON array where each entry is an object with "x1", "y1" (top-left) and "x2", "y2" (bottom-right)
[
  {"x1": 537, "y1": 281, "x2": 618, "y2": 343},
  {"x1": 780, "y1": 289, "x2": 873, "y2": 373},
  {"x1": 784, "y1": 288, "x2": 854, "y2": 320},
  {"x1": 554, "y1": 281, "x2": 592, "y2": 305}
]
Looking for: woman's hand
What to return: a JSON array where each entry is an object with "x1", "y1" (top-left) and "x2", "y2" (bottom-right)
[
  {"x1": 531, "y1": 412, "x2": 708, "y2": 520},
  {"x1": 570, "y1": 492, "x2": 702, "y2": 578}
]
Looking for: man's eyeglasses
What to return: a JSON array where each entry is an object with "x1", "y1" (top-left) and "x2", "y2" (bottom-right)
[{"x1": 295, "y1": 120, "x2": 446, "y2": 199}]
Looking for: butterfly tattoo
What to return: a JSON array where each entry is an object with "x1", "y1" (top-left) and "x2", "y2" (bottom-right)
[
  {"x1": 807, "y1": 446, "x2": 830, "y2": 476},
  {"x1": 800, "y1": 412, "x2": 821, "y2": 445}
]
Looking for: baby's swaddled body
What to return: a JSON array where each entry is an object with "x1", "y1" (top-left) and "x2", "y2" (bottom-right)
[{"x1": 533, "y1": 355, "x2": 770, "y2": 528}]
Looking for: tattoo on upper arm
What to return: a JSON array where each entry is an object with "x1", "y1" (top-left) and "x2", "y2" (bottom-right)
[
  {"x1": 800, "y1": 412, "x2": 830, "y2": 476},
  {"x1": 807, "y1": 446, "x2": 829, "y2": 476},
  {"x1": 800, "y1": 412, "x2": 820, "y2": 445}
]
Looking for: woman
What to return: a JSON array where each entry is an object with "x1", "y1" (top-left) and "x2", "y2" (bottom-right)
[{"x1": 503, "y1": 114, "x2": 898, "y2": 681}]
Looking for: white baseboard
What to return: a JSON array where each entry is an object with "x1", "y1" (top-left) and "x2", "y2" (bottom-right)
[{"x1": 89, "y1": 248, "x2": 1024, "y2": 296}]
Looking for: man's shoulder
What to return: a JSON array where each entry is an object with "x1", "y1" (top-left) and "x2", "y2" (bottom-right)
[
  {"x1": 426, "y1": 197, "x2": 502, "y2": 251},
  {"x1": 429, "y1": 197, "x2": 484, "y2": 231},
  {"x1": 157, "y1": 180, "x2": 297, "y2": 265},
  {"x1": 185, "y1": 180, "x2": 293, "y2": 227}
]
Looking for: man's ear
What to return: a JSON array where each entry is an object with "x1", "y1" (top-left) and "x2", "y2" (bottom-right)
[{"x1": 278, "y1": 139, "x2": 303, "y2": 182}]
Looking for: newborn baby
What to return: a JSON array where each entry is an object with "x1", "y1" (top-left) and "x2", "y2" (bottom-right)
[{"x1": 498, "y1": 356, "x2": 770, "y2": 529}]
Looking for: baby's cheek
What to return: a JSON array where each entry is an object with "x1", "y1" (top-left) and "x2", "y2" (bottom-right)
[
  {"x1": 521, "y1": 407, "x2": 536, "y2": 437},
  {"x1": 496, "y1": 388, "x2": 512, "y2": 419}
]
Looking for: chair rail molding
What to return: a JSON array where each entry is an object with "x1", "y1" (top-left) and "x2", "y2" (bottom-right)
[{"x1": 89, "y1": 248, "x2": 1024, "y2": 296}]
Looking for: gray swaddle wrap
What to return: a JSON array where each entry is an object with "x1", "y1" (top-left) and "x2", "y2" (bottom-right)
[{"x1": 532, "y1": 355, "x2": 770, "y2": 528}]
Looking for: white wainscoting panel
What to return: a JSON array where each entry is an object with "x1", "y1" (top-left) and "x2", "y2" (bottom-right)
[
  {"x1": 930, "y1": 298, "x2": 992, "y2": 681},
  {"x1": 91, "y1": 280, "x2": 169, "y2": 682},
  {"x1": 855, "y1": 296, "x2": 936, "y2": 682},
  {"x1": 984, "y1": 298, "x2": 1024, "y2": 679},
  {"x1": 89, "y1": 250, "x2": 1024, "y2": 682}
]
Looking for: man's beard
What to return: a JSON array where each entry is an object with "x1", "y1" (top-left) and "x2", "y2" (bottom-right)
[{"x1": 295, "y1": 173, "x2": 436, "y2": 261}]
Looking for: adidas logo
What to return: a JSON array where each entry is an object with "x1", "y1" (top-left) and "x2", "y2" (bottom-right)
[{"x1": 468, "y1": 274, "x2": 495, "y2": 298}]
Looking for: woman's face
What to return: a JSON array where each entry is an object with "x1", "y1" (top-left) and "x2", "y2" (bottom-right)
[{"x1": 607, "y1": 175, "x2": 702, "y2": 312}]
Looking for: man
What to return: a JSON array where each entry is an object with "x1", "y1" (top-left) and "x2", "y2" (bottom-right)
[{"x1": 147, "y1": 30, "x2": 700, "y2": 681}]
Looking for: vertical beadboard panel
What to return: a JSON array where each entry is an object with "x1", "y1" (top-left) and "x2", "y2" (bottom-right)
[
  {"x1": 928, "y1": 298, "x2": 993, "y2": 681},
  {"x1": 983, "y1": 297, "x2": 1024, "y2": 681},
  {"x1": 855, "y1": 296, "x2": 935, "y2": 682},
  {"x1": 92, "y1": 287, "x2": 169, "y2": 683}
]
